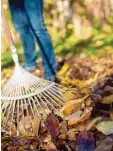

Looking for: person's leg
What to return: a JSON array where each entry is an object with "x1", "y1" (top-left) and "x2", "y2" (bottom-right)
[
  {"x1": 24, "y1": 0, "x2": 57, "y2": 80},
  {"x1": 8, "y1": 0, "x2": 37, "y2": 69}
]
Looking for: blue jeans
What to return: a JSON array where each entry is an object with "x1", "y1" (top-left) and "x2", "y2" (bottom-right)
[{"x1": 9, "y1": 0, "x2": 57, "y2": 80}]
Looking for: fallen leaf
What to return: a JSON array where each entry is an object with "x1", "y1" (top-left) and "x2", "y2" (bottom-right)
[
  {"x1": 68, "y1": 107, "x2": 92, "y2": 126},
  {"x1": 44, "y1": 142, "x2": 57, "y2": 151},
  {"x1": 58, "y1": 63, "x2": 70, "y2": 76},
  {"x1": 77, "y1": 131, "x2": 95, "y2": 151},
  {"x1": 94, "y1": 136, "x2": 113, "y2": 151},
  {"x1": 63, "y1": 90, "x2": 76, "y2": 102},
  {"x1": 66, "y1": 130, "x2": 78, "y2": 140},
  {"x1": 45, "y1": 113, "x2": 60, "y2": 139},
  {"x1": 96, "y1": 121, "x2": 113, "y2": 135},
  {"x1": 7, "y1": 122, "x2": 17, "y2": 136},
  {"x1": 86, "y1": 117, "x2": 102, "y2": 131},
  {"x1": 101, "y1": 95, "x2": 113, "y2": 104},
  {"x1": 44, "y1": 135, "x2": 52, "y2": 143},
  {"x1": 59, "y1": 121, "x2": 67, "y2": 134},
  {"x1": 85, "y1": 73, "x2": 98, "y2": 85},
  {"x1": 65, "y1": 110, "x2": 82, "y2": 120},
  {"x1": 60, "y1": 95, "x2": 88, "y2": 116},
  {"x1": 19, "y1": 116, "x2": 32, "y2": 135},
  {"x1": 85, "y1": 98, "x2": 92, "y2": 106},
  {"x1": 32, "y1": 117, "x2": 41, "y2": 136},
  {"x1": 110, "y1": 111, "x2": 113, "y2": 120}
]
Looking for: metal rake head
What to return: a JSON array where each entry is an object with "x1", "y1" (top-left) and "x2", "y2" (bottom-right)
[{"x1": 1, "y1": 64, "x2": 75, "y2": 136}]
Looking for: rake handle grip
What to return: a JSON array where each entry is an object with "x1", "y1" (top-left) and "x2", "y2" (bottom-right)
[{"x1": 2, "y1": 5, "x2": 19, "y2": 65}]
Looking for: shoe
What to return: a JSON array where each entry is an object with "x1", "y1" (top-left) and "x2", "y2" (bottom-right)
[
  {"x1": 25, "y1": 65, "x2": 37, "y2": 72},
  {"x1": 47, "y1": 75, "x2": 60, "y2": 83}
]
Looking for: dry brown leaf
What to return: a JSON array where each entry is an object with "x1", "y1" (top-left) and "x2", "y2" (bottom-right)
[
  {"x1": 101, "y1": 95, "x2": 113, "y2": 104},
  {"x1": 19, "y1": 116, "x2": 32, "y2": 135},
  {"x1": 44, "y1": 135, "x2": 52, "y2": 143},
  {"x1": 68, "y1": 107, "x2": 92, "y2": 126},
  {"x1": 7, "y1": 122, "x2": 17, "y2": 136},
  {"x1": 75, "y1": 120, "x2": 92, "y2": 132},
  {"x1": 32, "y1": 117, "x2": 41, "y2": 136},
  {"x1": 66, "y1": 131, "x2": 77, "y2": 141},
  {"x1": 86, "y1": 117, "x2": 102, "y2": 131},
  {"x1": 44, "y1": 142, "x2": 57, "y2": 151},
  {"x1": 58, "y1": 133, "x2": 66, "y2": 139},
  {"x1": 85, "y1": 73, "x2": 98, "y2": 85},
  {"x1": 110, "y1": 111, "x2": 113, "y2": 120},
  {"x1": 91, "y1": 64, "x2": 105, "y2": 72},
  {"x1": 104, "y1": 85, "x2": 113, "y2": 92},
  {"x1": 85, "y1": 98, "x2": 92, "y2": 106},
  {"x1": 60, "y1": 95, "x2": 88, "y2": 116},
  {"x1": 94, "y1": 136, "x2": 113, "y2": 151},
  {"x1": 59, "y1": 121, "x2": 67, "y2": 134}
]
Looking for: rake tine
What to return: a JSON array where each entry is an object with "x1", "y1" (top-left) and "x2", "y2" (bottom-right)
[
  {"x1": 21, "y1": 99, "x2": 25, "y2": 133},
  {"x1": 30, "y1": 82, "x2": 40, "y2": 90},
  {"x1": 17, "y1": 100, "x2": 19, "y2": 136},
  {"x1": 26, "y1": 85, "x2": 38, "y2": 117},
  {"x1": 4, "y1": 100, "x2": 13, "y2": 130},
  {"x1": 24, "y1": 98, "x2": 29, "y2": 116},
  {"x1": 52, "y1": 85, "x2": 64, "y2": 95},
  {"x1": 45, "y1": 89, "x2": 64, "y2": 106},
  {"x1": 40, "y1": 93, "x2": 57, "y2": 111},
  {"x1": 48, "y1": 88, "x2": 65, "y2": 104},
  {"x1": 43, "y1": 91, "x2": 61, "y2": 108},
  {"x1": 9, "y1": 100, "x2": 16, "y2": 136},
  {"x1": 1, "y1": 100, "x2": 9, "y2": 112},
  {"x1": 34, "y1": 95, "x2": 47, "y2": 115},
  {"x1": 38, "y1": 94, "x2": 51, "y2": 113},
  {"x1": 31, "y1": 97, "x2": 41, "y2": 117},
  {"x1": 28, "y1": 97, "x2": 35, "y2": 118},
  {"x1": 1, "y1": 101, "x2": 10, "y2": 123}
]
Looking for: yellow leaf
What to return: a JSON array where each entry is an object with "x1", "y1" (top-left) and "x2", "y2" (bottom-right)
[
  {"x1": 58, "y1": 63, "x2": 70, "y2": 76},
  {"x1": 63, "y1": 91, "x2": 76, "y2": 101},
  {"x1": 60, "y1": 95, "x2": 88, "y2": 116}
]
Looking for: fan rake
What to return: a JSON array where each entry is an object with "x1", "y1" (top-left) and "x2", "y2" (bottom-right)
[{"x1": 1, "y1": 6, "x2": 76, "y2": 136}]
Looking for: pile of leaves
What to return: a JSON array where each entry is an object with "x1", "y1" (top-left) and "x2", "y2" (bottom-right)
[{"x1": 1, "y1": 55, "x2": 113, "y2": 151}]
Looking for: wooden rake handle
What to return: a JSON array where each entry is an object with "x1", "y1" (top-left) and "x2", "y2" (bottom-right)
[
  {"x1": 2, "y1": 5, "x2": 19, "y2": 65},
  {"x1": 1, "y1": 5, "x2": 14, "y2": 46}
]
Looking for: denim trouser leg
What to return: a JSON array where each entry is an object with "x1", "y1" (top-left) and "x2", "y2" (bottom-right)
[
  {"x1": 9, "y1": 1, "x2": 37, "y2": 68},
  {"x1": 24, "y1": 0, "x2": 57, "y2": 80}
]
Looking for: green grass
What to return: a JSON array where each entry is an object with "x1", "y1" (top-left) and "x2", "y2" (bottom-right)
[{"x1": 1, "y1": 24, "x2": 113, "y2": 70}]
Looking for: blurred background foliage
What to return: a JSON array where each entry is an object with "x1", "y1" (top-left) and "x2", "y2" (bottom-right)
[{"x1": 1, "y1": 0, "x2": 113, "y2": 69}]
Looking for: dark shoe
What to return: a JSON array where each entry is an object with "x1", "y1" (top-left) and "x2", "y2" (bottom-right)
[{"x1": 47, "y1": 76, "x2": 60, "y2": 84}]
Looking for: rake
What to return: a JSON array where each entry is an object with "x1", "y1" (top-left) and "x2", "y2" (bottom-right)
[{"x1": 1, "y1": 6, "x2": 76, "y2": 136}]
